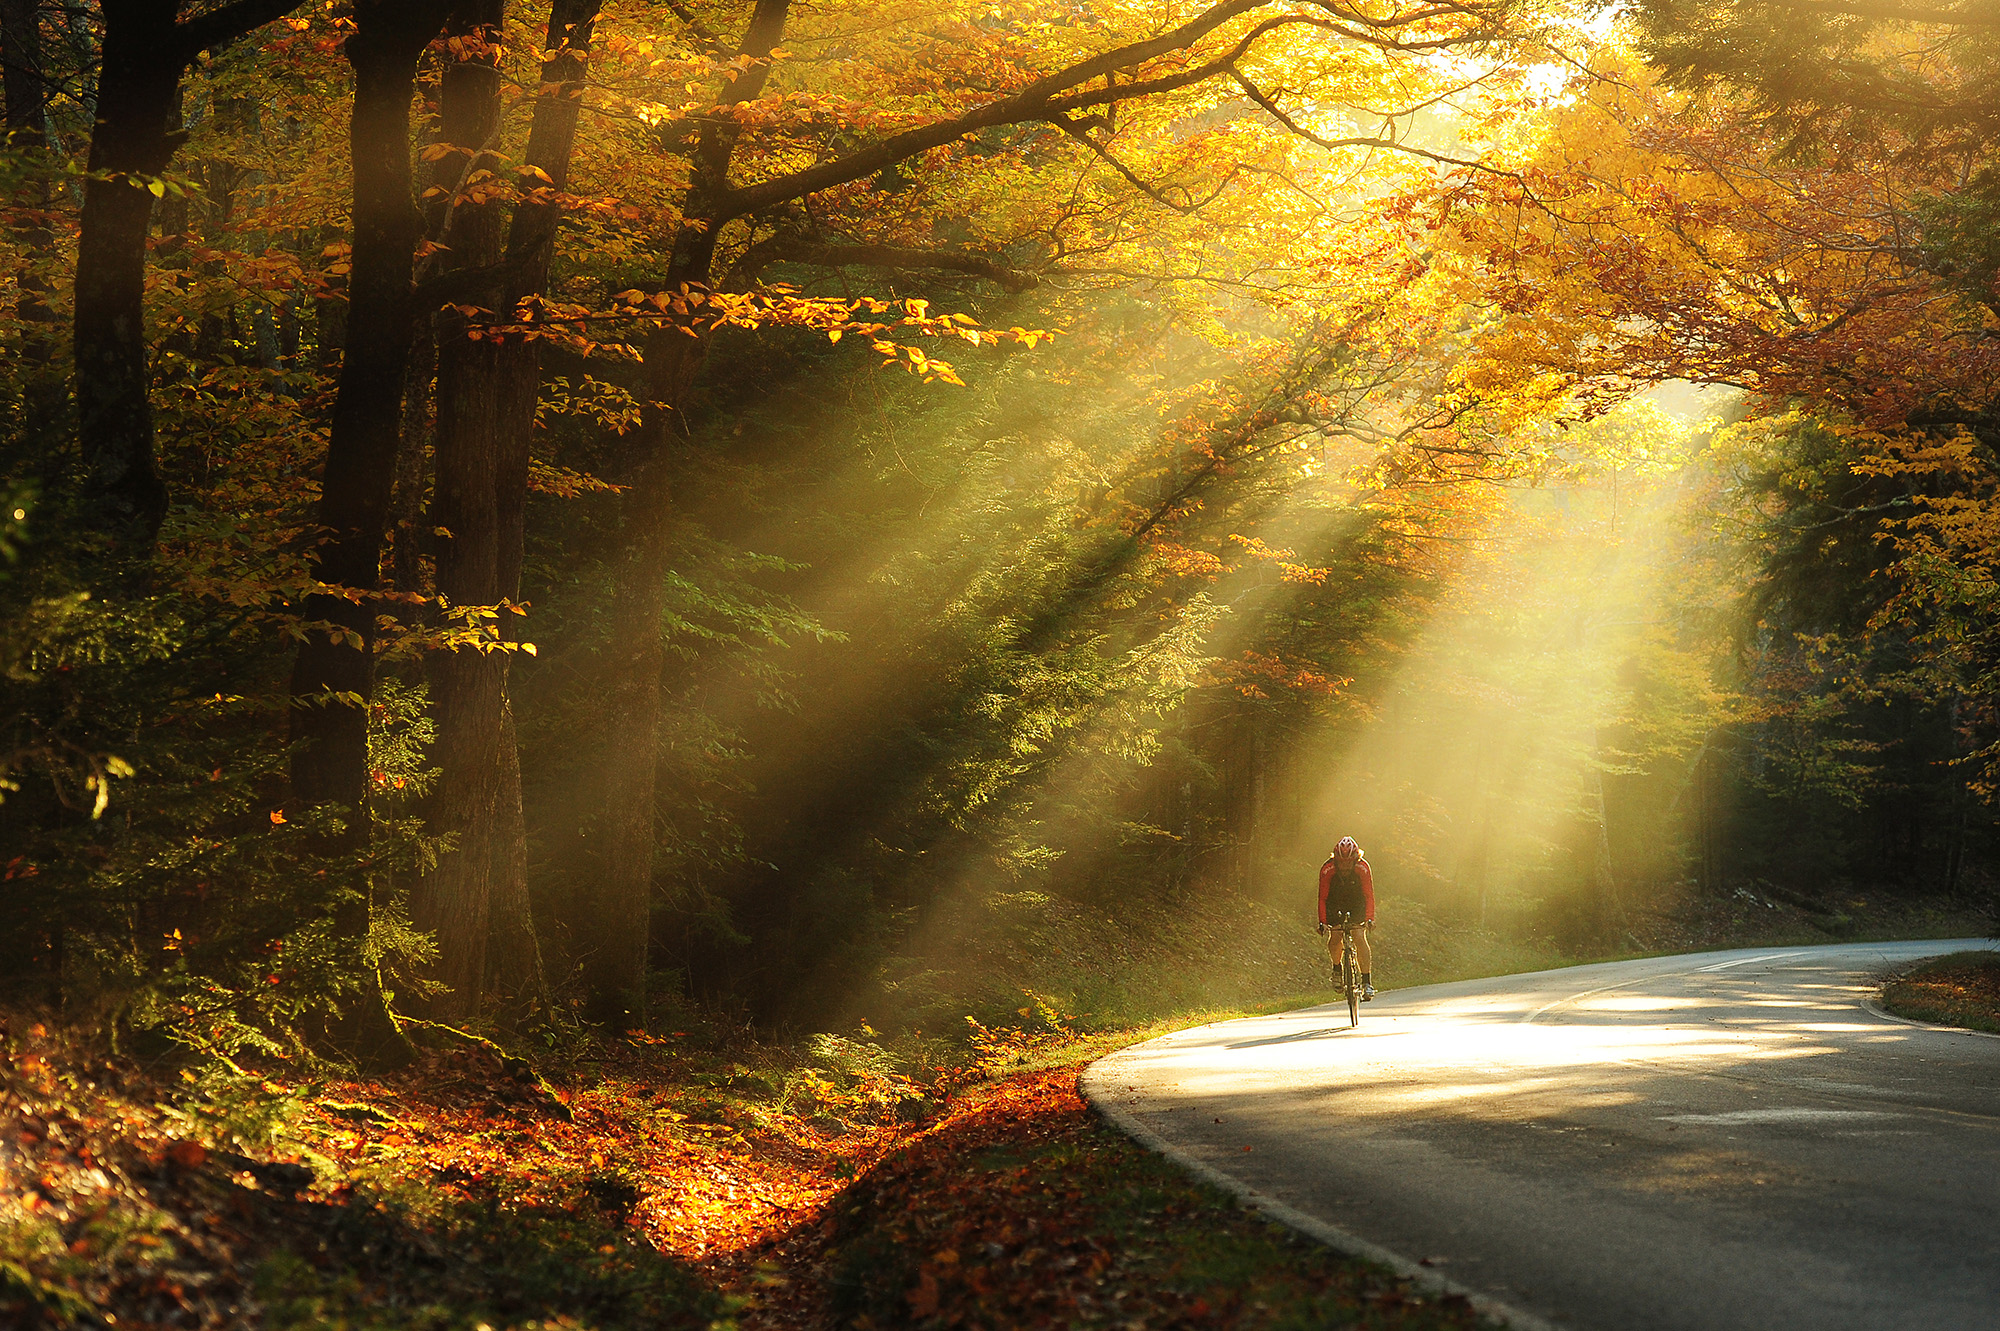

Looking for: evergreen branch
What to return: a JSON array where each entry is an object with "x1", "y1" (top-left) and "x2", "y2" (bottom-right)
[{"x1": 1757, "y1": 0, "x2": 2000, "y2": 26}]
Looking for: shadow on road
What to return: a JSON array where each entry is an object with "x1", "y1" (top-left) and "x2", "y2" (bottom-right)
[{"x1": 1226, "y1": 1025, "x2": 1362, "y2": 1049}]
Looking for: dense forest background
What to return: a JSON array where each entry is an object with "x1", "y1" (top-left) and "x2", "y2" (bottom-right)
[{"x1": 4, "y1": 0, "x2": 1997, "y2": 1065}]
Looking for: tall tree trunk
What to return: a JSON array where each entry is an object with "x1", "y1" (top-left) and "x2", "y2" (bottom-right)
[
  {"x1": 488, "y1": 698, "x2": 537, "y2": 1002},
  {"x1": 72, "y1": 1, "x2": 181, "y2": 539},
  {"x1": 3, "y1": 0, "x2": 53, "y2": 338},
  {"x1": 286, "y1": 0, "x2": 452, "y2": 1066},
  {"x1": 72, "y1": 0, "x2": 305, "y2": 541},
  {"x1": 482, "y1": 0, "x2": 602, "y2": 1004},
  {"x1": 2, "y1": 0, "x2": 61, "y2": 441},
  {"x1": 576, "y1": 0, "x2": 788, "y2": 1028},
  {"x1": 412, "y1": 0, "x2": 508, "y2": 1022},
  {"x1": 288, "y1": 0, "x2": 452, "y2": 813}
]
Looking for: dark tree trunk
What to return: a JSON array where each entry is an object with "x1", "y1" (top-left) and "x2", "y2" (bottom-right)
[
  {"x1": 289, "y1": 0, "x2": 452, "y2": 814},
  {"x1": 285, "y1": 0, "x2": 453, "y2": 1067},
  {"x1": 2, "y1": 0, "x2": 60, "y2": 435},
  {"x1": 414, "y1": 0, "x2": 509, "y2": 1021},
  {"x1": 483, "y1": 0, "x2": 601, "y2": 1005},
  {"x1": 72, "y1": 1, "x2": 182, "y2": 539},
  {"x1": 72, "y1": 0, "x2": 306, "y2": 541},
  {"x1": 488, "y1": 698, "x2": 537, "y2": 1002},
  {"x1": 0, "y1": 0, "x2": 42, "y2": 150}
]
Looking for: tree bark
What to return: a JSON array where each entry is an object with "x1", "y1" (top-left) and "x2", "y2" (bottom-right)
[
  {"x1": 289, "y1": 0, "x2": 453, "y2": 813},
  {"x1": 72, "y1": 0, "x2": 305, "y2": 542},
  {"x1": 412, "y1": 0, "x2": 508, "y2": 1022},
  {"x1": 72, "y1": 1, "x2": 182, "y2": 539},
  {"x1": 2, "y1": 0, "x2": 60, "y2": 435},
  {"x1": 285, "y1": 0, "x2": 453, "y2": 1067},
  {"x1": 580, "y1": 336, "x2": 699, "y2": 1029},
  {"x1": 482, "y1": 0, "x2": 601, "y2": 1004}
]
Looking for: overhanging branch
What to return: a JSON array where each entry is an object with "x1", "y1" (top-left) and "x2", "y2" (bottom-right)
[{"x1": 745, "y1": 238, "x2": 1041, "y2": 292}]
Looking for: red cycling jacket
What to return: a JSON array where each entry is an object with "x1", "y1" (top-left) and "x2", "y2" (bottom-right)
[{"x1": 1317, "y1": 856, "x2": 1375, "y2": 925}]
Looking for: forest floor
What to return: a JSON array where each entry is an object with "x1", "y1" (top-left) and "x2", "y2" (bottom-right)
[
  {"x1": 1881, "y1": 950, "x2": 2000, "y2": 1035},
  {"x1": 3, "y1": 889, "x2": 1988, "y2": 1330},
  {"x1": 0, "y1": 1012, "x2": 1494, "y2": 1331}
]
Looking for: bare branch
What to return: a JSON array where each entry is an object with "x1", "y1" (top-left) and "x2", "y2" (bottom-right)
[
  {"x1": 174, "y1": 0, "x2": 309, "y2": 59},
  {"x1": 1230, "y1": 71, "x2": 1525, "y2": 179},
  {"x1": 659, "y1": 0, "x2": 733, "y2": 57}
]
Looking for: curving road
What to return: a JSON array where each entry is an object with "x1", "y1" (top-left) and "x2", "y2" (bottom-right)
[{"x1": 1082, "y1": 940, "x2": 2000, "y2": 1331}]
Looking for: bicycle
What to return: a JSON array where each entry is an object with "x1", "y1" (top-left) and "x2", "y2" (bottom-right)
[{"x1": 1321, "y1": 912, "x2": 1362, "y2": 1028}]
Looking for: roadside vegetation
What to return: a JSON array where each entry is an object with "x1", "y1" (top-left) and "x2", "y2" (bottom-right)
[
  {"x1": 1882, "y1": 952, "x2": 2000, "y2": 1036},
  {"x1": 1, "y1": 995, "x2": 1510, "y2": 1331}
]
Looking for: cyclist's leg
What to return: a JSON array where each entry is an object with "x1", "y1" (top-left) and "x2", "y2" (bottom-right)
[{"x1": 1353, "y1": 922, "x2": 1372, "y2": 974}]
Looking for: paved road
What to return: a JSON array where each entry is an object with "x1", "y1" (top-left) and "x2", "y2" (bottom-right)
[{"x1": 1082, "y1": 940, "x2": 2000, "y2": 1331}]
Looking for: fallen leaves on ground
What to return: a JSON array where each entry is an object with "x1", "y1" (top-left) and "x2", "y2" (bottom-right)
[
  {"x1": 1883, "y1": 951, "x2": 2000, "y2": 1035},
  {"x1": 731, "y1": 1066, "x2": 1496, "y2": 1330},
  {"x1": 4, "y1": 1017, "x2": 1498, "y2": 1329}
]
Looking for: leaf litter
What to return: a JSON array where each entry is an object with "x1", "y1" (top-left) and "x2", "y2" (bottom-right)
[{"x1": 3, "y1": 1014, "x2": 1497, "y2": 1329}]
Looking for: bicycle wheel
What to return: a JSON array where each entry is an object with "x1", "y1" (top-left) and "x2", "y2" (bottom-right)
[{"x1": 1344, "y1": 939, "x2": 1360, "y2": 1027}]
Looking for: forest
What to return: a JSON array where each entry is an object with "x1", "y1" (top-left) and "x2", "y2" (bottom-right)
[{"x1": 2, "y1": 1, "x2": 1999, "y2": 1322}]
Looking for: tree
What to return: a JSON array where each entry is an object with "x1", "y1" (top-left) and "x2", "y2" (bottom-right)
[
  {"x1": 556, "y1": 0, "x2": 1541, "y2": 1025},
  {"x1": 287, "y1": 0, "x2": 461, "y2": 821},
  {"x1": 1634, "y1": 0, "x2": 2000, "y2": 156},
  {"x1": 73, "y1": 0, "x2": 306, "y2": 543}
]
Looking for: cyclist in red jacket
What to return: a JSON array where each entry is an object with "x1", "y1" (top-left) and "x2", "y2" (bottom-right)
[{"x1": 1317, "y1": 836, "x2": 1376, "y2": 999}]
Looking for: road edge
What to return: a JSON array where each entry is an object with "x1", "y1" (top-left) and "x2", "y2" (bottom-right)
[
  {"x1": 1858, "y1": 995, "x2": 2000, "y2": 1041},
  {"x1": 1077, "y1": 1056, "x2": 1564, "y2": 1331}
]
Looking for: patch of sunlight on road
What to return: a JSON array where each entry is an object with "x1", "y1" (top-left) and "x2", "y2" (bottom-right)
[{"x1": 1200, "y1": 1018, "x2": 1849, "y2": 1085}]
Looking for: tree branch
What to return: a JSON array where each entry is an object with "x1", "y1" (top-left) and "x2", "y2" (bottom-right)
[
  {"x1": 174, "y1": 0, "x2": 309, "y2": 59},
  {"x1": 1053, "y1": 114, "x2": 1244, "y2": 213},
  {"x1": 1230, "y1": 71, "x2": 1527, "y2": 179},
  {"x1": 659, "y1": 0, "x2": 733, "y2": 57},
  {"x1": 718, "y1": 0, "x2": 1280, "y2": 219},
  {"x1": 717, "y1": 0, "x2": 1499, "y2": 222}
]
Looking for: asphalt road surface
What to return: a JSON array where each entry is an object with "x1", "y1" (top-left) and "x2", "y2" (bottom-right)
[{"x1": 1082, "y1": 940, "x2": 2000, "y2": 1331}]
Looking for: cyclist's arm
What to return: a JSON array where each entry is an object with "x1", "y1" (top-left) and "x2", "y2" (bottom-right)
[{"x1": 1358, "y1": 859, "x2": 1376, "y2": 923}]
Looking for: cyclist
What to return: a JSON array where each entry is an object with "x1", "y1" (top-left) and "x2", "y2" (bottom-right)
[{"x1": 1317, "y1": 836, "x2": 1376, "y2": 1000}]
